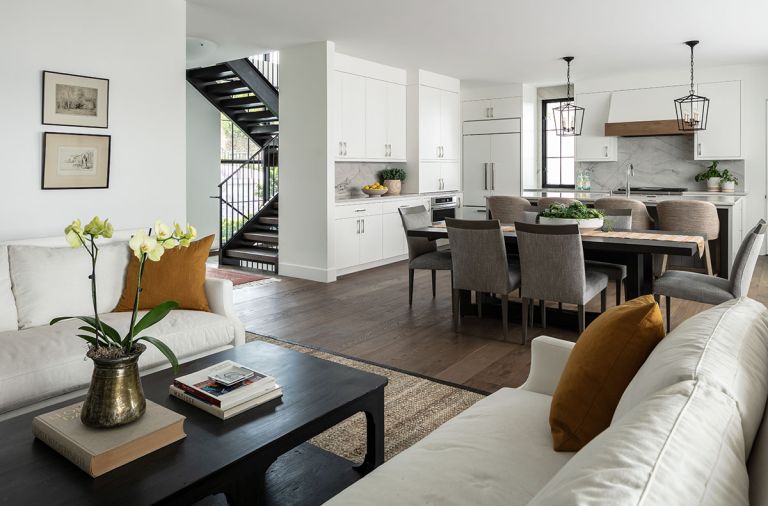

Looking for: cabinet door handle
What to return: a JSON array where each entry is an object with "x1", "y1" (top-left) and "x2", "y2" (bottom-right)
[
  {"x1": 343, "y1": 142, "x2": 348, "y2": 156},
  {"x1": 697, "y1": 143, "x2": 702, "y2": 156},
  {"x1": 339, "y1": 141, "x2": 343, "y2": 156},
  {"x1": 485, "y1": 107, "x2": 490, "y2": 118},
  {"x1": 490, "y1": 106, "x2": 494, "y2": 118},
  {"x1": 483, "y1": 163, "x2": 488, "y2": 190},
  {"x1": 604, "y1": 146, "x2": 608, "y2": 157},
  {"x1": 354, "y1": 209, "x2": 365, "y2": 212},
  {"x1": 356, "y1": 219, "x2": 360, "y2": 234},
  {"x1": 362, "y1": 219, "x2": 365, "y2": 234},
  {"x1": 491, "y1": 162, "x2": 496, "y2": 190}
]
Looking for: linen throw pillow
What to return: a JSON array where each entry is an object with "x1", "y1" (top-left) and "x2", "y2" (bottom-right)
[
  {"x1": 549, "y1": 295, "x2": 665, "y2": 451},
  {"x1": 115, "y1": 235, "x2": 213, "y2": 312},
  {"x1": 0, "y1": 246, "x2": 19, "y2": 331}
]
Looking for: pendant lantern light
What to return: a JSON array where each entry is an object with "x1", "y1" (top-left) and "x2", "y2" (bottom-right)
[
  {"x1": 674, "y1": 40, "x2": 709, "y2": 131},
  {"x1": 553, "y1": 56, "x2": 584, "y2": 136}
]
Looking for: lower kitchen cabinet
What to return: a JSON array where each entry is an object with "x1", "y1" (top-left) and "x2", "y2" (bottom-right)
[
  {"x1": 382, "y1": 212, "x2": 407, "y2": 258},
  {"x1": 335, "y1": 215, "x2": 382, "y2": 270}
]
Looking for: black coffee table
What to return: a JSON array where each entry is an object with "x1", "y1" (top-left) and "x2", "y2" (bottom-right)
[{"x1": 0, "y1": 341, "x2": 387, "y2": 505}]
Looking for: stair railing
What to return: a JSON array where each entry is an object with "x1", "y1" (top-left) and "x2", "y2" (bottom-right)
[
  {"x1": 249, "y1": 52, "x2": 279, "y2": 90},
  {"x1": 217, "y1": 134, "x2": 279, "y2": 261}
]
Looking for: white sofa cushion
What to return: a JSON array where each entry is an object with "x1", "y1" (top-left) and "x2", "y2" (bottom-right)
[
  {"x1": 0, "y1": 310, "x2": 239, "y2": 415},
  {"x1": 9, "y1": 243, "x2": 131, "y2": 329},
  {"x1": 326, "y1": 387, "x2": 574, "y2": 505},
  {"x1": 613, "y1": 297, "x2": 768, "y2": 456},
  {"x1": 0, "y1": 246, "x2": 17, "y2": 332},
  {"x1": 530, "y1": 380, "x2": 749, "y2": 505}
]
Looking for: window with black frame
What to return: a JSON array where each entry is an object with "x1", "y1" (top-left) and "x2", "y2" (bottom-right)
[{"x1": 542, "y1": 98, "x2": 576, "y2": 188}]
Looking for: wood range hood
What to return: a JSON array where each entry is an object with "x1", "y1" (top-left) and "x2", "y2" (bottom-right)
[{"x1": 603, "y1": 85, "x2": 692, "y2": 137}]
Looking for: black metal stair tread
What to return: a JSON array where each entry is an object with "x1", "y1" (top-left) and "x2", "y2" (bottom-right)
[
  {"x1": 225, "y1": 247, "x2": 278, "y2": 262},
  {"x1": 258, "y1": 216, "x2": 279, "y2": 225},
  {"x1": 188, "y1": 66, "x2": 236, "y2": 83},
  {"x1": 206, "y1": 81, "x2": 250, "y2": 95},
  {"x1": 223, "y1": 97, "x2": 267, "y2": 109},
  {"x1": 243, "y1": 231, "x2": 278, "y2": 243}
]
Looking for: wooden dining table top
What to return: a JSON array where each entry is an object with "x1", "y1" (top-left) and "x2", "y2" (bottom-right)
[{"x1": 407, "y1": 225, "x2": 700, "y2": 257}]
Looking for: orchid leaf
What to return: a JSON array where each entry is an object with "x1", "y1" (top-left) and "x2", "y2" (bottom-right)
[
  {"x1": 75, "y1": 334, "x2": 98, "y2": 346},
  {"x1": 130, "y1": 301, "x2": 178, "y2": 338},
  {"x1": 137, "y1": 335, "x2": 179, "y2": 372},
  {"x1": 50, "y1": 316, "x2": 122, "y2": 345}
]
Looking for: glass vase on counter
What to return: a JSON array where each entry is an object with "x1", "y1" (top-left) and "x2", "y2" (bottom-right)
[{"x1": 575, "y1": 169, "x2": 592, "y2": 191}]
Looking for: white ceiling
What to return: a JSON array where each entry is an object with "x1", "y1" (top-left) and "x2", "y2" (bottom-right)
[{"x1": 187, "y1": 0, "x2": 768, "y2": 85}]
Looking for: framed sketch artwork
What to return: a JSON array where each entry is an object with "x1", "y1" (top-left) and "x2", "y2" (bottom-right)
[
  {"x1": 42, "y1": 71, "x2": 109, "y2": 128},
  {"x1": 42, "y1": 132, "x2": 111, "y2": 189}
]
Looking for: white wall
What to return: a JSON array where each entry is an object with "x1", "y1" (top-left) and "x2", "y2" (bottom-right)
[
  {"x1": 186, "y1": 83, "x2": 221, "y2": 247},
  {"x1": 278, "y1": 42, "x2": 336, "y2": 282},
  {"x1": 0, "y1": 0, "x2": 186, "y2": 241}
]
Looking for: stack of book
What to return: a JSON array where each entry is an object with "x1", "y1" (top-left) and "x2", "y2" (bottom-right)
[{"x1": 169, "y1": 360, "x2": 282, "y2": 420}]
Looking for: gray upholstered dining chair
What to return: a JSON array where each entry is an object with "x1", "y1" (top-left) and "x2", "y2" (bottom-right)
[
  {"x1": 584, "y1": 209, "x2": 632, "y2": 306},
  {"x1": 537, "y1": 197, "x2": 579, "y2": 210},
  {"x1": 654, "y1": 220, "x2": 767, "y2": 332},
  {"x1": 445, "y1": 218, "x2": 521, "y2": 340},
  {"x1": 657, "y1": 200, "x2": 720, "y2": 276},
  {"x1": 594, "y1": 197, "x2": 655, "y2": 230},
  {"x1": 487, "y1": 196, "x2": 531, "y2": 224},
  {"x1": 515, "y1": 222, "x2": 609, "y2": 342},
  {"x1": 399, "y1": 206, "x2": 452, "y2": 306}
]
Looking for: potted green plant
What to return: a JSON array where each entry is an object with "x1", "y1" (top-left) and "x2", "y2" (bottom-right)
[
  {"x1": 695, "y1": 161, "x2": 723, "y2": 192},
  {"x1": 538, "y1": 202, "x2": 604, "y2": 229},
  {"x1": 720, "y1": 169, "x2": 739, "y2": 192},
  {"x1": 379, "y1": 167, "x2": 406, "y2": 196},
  {"x1": 51, "y1": 217, "x2": 197, "y2": 428}
]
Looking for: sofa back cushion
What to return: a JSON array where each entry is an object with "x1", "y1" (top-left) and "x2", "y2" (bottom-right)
[
  {"x1": 530, "y1": 380, "x2": 749, "y2": 505},
  {"x1": 613, "y1": 297, "x2": 768, "y2": 457},
  {"x1": 9, "y1": 243, "x2": 130, "y2": 329},
  {"x1": 0, "y1": 246, "x2": 18, "y2": 331}
]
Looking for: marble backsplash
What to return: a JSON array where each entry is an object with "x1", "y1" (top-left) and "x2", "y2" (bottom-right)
[
  {"x1": 335, "y1": 162, "x2": 406, "y2": 199},
  {"x1": 578, "y1": 135, "x2": 744, "y2": 192}
]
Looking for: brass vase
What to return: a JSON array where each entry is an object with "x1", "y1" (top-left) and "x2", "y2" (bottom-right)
[{"x1": 81, "y1": 343, "x2": 146, "y2": 428}]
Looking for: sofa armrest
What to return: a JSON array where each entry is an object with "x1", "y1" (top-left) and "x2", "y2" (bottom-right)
[
  {"x1": 204, "y1": 278, "x2": 246, "y2": 346},
  {"x1": 518, "y1": 336, "x2": 575, "y2": 396}
]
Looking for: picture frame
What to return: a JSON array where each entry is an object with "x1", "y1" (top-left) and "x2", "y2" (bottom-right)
[
  {"x1": 42, "y1": 71, "x2": 109, "y2": 128},
  {"x1": 41, "y1": 132, "x2": 111, "y2": 190}
]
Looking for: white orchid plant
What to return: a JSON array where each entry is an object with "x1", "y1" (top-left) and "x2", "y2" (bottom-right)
[{"x1": 51, "y1": 217, "x2": 197, "y2": 371}]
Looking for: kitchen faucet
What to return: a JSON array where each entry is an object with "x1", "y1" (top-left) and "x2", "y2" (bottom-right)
[{"x1": 626, "y1": 163, "x2": 634, "y2": 198}]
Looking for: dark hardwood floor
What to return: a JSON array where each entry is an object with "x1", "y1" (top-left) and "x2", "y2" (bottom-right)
[{"x1": 235, "y1": 257, "x2": 768, "y2": 393}]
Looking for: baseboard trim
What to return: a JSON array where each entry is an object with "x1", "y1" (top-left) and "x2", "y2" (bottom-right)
[{"x1": 278, "y1": 262, "x2": 336, "y2": 283}]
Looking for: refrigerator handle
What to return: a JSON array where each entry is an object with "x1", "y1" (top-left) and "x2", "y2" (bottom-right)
[
  {"x1": 483, "y1": 163, "x2": 488, "y2": 190},
  {"x1": 491, "y1": 162, "x2": 496, "y2": 190}
]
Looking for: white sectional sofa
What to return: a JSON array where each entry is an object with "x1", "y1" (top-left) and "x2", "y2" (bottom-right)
[
  {"x1": 0, "y1": 237, "x2": 245, "y2": 420},
  {"x1": 328, "y1": 297, "x2": 768, "y2": 505}
]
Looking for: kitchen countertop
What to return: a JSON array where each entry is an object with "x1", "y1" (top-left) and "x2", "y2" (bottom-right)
[
  {"x1": 520, "y1": 191, "x2": 745, "y2": 208},
  {"x1": 335, "y1": 191, "x2": 461, "y2": 205}
]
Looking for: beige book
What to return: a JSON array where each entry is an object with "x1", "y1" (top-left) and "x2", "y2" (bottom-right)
[{"x1": 32, "y1": 400, "x2": 186, "y2": 477}]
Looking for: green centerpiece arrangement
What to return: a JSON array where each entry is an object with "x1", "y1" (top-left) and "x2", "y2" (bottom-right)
[
  {"x1": 379, "y1": 167, "x2": 406, "y2": 196},
  {"x1": 538, "y1": 202, "x2": 604, "y2": 230},
  {"x1": 694, "y1": 161, "x2": 723, "y2": 192},
  {"x1": 51, "y1": 217, "x2": 197, "y2": 428}
]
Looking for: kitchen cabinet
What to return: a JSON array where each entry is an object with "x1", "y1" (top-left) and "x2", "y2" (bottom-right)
[
  {"x1": 358, "y1": 214, "x2": 383, "y2": 264},
  {"x1": 462, "y1": 97, "x2": 521, "y2": 121},
  {"x1": 382, "y1": 212, "x2": 406, "y2": 258},
  {"x1": 420, "y1": 86, "x2": 460, "y2": 161},
  {"x1": 421, "y1": 161, "x2": 460, "y2": 192},
  {"x1": 575, "y1": 92, "x2": 617, "y2": 162},
  {"x1": 365, "y1": 79, "x2": 407, "y2": 161},
  {"x1": 463, "y1": 133, "x2": 521, "y2": 206},
  {"x1": 695, "y1": 80, "x2": 741, "y2": 160},
  {"x1": 334, "y1": 214, "x2": 382, "y2": 269},
  {"x1": 335, "y1": 71, "x2": 366, "y2": 159}
]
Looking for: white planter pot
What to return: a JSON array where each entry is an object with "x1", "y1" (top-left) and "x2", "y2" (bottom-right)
[
  {"x1": 721, "y1": 181, "x2": 736, "y2": 193},
  {"x1": 538, "y1": 216, "x2": 604, "y2": 230},
  {"x1": 707, "y1": 177, "x2": 721, "y2": 192}
]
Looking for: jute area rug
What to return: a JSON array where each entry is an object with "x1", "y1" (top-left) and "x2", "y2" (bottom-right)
[{"x1": 247, "y1": 333, "x2": 486, "y2": 463}]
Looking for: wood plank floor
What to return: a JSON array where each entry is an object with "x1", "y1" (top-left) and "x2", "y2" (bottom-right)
[{"x1": 234, "y1": 257, "x2": 768, "y2": 393}]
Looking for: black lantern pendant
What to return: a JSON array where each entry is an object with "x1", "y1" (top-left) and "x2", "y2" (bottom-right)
[
  {"x1": 553, "y1": 56, "x2": 584, "y2": 137},
  {"x1": 674, "y1": 41, "x2": 709, "y2": 131}
]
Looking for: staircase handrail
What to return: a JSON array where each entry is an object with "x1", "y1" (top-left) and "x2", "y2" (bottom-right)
[{"x1": 218, "y1": 134, "x2": 278, "y2": 189}]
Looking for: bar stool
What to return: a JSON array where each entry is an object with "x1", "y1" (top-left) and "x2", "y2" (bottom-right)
[
  {"x1": 487, "y1": 196, "x2": 531, "y2": 224},
  {"x1": 656, "y1": 200, "x2": 720, "y2": 276},
  {"x1": 594, "y1": 197, "x2": 655, "y2": 230}
]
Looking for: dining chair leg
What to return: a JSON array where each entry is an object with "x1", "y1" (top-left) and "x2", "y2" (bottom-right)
[
  {"x1": 501, "y1": 294, "x2": 509, "y2": 340},
  {"x1": 665, "y1": 295, "x2": 671, "y2": 333},
  {"x1": 578, "y1": 304, "x2": 585, "y2": 334},
  {"x1": 600, "y1": 289, "x2": 607, "y2": 313},
  {"x1": 477, "y1": 292, "x2": 483, "y2": 319},
  {"x1": 660, "y1": 254, "x2": 669, "y2": 275},
  {"x1": 540, "y1": 300, "x2": 547, "y2": 329},
  {"x1": 558, "y1": 302, "x2": 563, "y2": 312},
  {"x1": 452, "y1": 289, "x2": 461, "y2": 331},
  {"x1": 615, "y1": 280, "x2": 622, "y2": 306},
  {"x1": 431, "y1": 270, "x2": 437, "y2": 297},
  {"x1": 529, "y1": 299, "x2": 535, "y2": 323},
  {"x1": 521, "y1": 298, "x2": 529, "y2": 345},
  {"x1": 450, "y1": 270, "x2": 455, "y2": 314},
  {"x1": 704, "y1": 242, "x2": 714, "y2": 276},
  {"x1": 408, "y1": 269, "x2": 414, "y2": 306}
]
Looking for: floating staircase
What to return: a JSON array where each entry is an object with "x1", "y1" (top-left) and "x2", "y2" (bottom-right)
[{"x1": 187, "y1": 53, "x2": 280, "y2": 272}]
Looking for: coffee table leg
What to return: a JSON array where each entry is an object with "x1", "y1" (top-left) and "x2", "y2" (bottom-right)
[
  {"x1": 223, "y1": 463, "x2": 269, "y2": 506},
  {"x1": 356, "y1": 387, "x2": 385, "y2": 474}
]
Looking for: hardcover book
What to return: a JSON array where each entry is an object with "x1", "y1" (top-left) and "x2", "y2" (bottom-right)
[
  {"x1": 32, "y1": 400, "x2": 186, "y2": 478},
  {"x1": 174, "y1": 360, "x2": 276, "y2": 410},
  {"x1": 169, "y1": 384, "x2": 283, "y2": 420}
]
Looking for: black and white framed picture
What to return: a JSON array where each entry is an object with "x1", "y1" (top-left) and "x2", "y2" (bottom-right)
[
  {"x1": 41, "y1": 132, "x2": 111, "y2": 189},
  {"x1": 42, "y1": 71, "x2": 109, "y2": 128}
]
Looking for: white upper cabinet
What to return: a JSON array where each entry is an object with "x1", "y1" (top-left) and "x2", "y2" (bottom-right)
[
  {"x1": 365, "y1": 78, "x2": 388, "y2": 159},
  {"x1": 575, "y1": 92, "x2": 617, "y2": 162},
  {"x1": 420, "y1": 86, "x2": 459, "y2": 161},
  {"x1": 695, "y1": 80, "x2": 741, "y2": 160},
  {"x1": 462, "y1": 97, "x2": 521, "y2": 121},
  {"x1": 386, "y1": 82, "x2": 407, "y2": 160},
  {"x1": 336, "y1": 72, "x2": 366, "y2": 159}
]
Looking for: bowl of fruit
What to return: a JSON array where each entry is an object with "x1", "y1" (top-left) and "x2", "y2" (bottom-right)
[{"x1": 362, "y1": 182, "x2": 388, "y2": 197}]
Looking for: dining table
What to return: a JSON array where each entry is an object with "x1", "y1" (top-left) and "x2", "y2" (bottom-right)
[{"x1": 407, "y1": 223, "x2": 709, "y2": 329}]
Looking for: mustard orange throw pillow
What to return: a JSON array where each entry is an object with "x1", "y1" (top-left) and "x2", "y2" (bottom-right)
[
  {"x1": 549, "y1": 295, "x2": 665, "y2": 451},
  {"x1": 115, "y1": 235, "x2": 214, "y2": 312}
]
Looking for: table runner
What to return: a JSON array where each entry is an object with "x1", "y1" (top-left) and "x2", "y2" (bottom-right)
[{"x1": 431, "y1": 222, "x2": 705, "y2": 256}]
